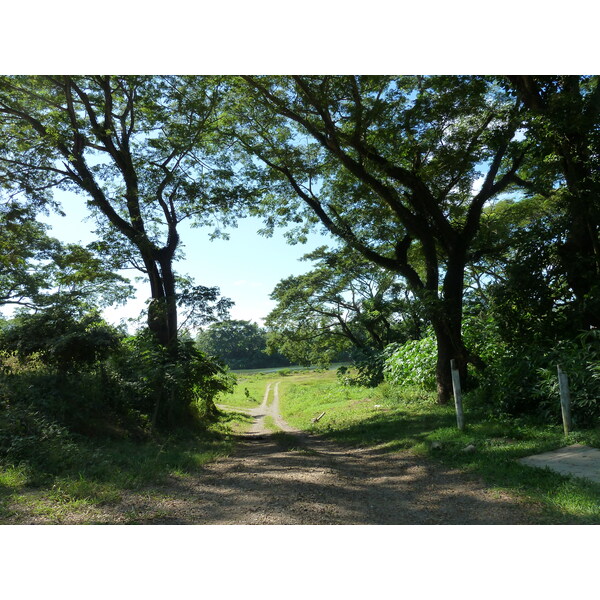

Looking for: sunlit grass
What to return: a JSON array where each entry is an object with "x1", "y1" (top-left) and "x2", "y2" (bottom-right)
[
  {"x1": 263, "y1": 415, "x2": 278, "y2": 431},
  {"x1": 276, "y1": 372, "x2": 600, "y2": 524},
  {"x1": 218, "y1": 372, "x2": 274, "y2": 408}
]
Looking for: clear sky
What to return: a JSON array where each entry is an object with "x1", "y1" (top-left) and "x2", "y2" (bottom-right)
[{"x1": 37, "y1": 189, "x2": 334, "y2": 330}]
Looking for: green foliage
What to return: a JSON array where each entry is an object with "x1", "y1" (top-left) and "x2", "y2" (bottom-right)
[
  {"x1": 1, "y1": 305, "x2": 122, "y2": 372},
  {"x1": 196, "y1": 319, "x2": 289, "y2": 370},
  {"x1": 265, "y1": 245, "x2": 424, "y2": 369},
  {"x1": 462, "y1": 309, "x2": 600, "y2": 426},
  {"x1": 384, "y1": 333, "x2": 437, "y2": 391},
  {"x1": 112, "y1": 330, "x2": 235, "y2": 429},
  {"x1": 536, "y1": 332, "x2": 600, "y2": 426},
  {"x1": 0, "y1": 404, "x2": 79, "y2": 472},
  {"x1": 0, "y1": 308, "x2": 235, "y2": 481},
  {"x1": 0, "y1": 201, "x2": 133, "y2": 312},
  {"x1": 337, "y1": 351, "x2": 386, "y2": 388}
]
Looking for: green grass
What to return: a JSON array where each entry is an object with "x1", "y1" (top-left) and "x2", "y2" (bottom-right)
[
  {"x1": 270, "y1": 431, "x2": 310, "y2": 452},
  {"x1": 263, "y1": 415, "x2": 278, "y2": 431},
  {"x1": 218, "y1": 372, "x2": 273, "y2": 408},
  {"x1": 277, "y1": 371, "x2": 600, "y2": 524},
  {"x1": 0, "y1": 411, "x2": 249, "y2": 523}
]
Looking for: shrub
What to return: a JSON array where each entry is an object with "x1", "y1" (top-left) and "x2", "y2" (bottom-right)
[
  {"x1": 110, "y1": 331, "x2": 235, "y2": 429},
  {"x1": 383, "y1": 333, "x2": 437, "y2": 390},
  {"x1": 467, "y1": 329, "x2": 600, "y2": 427},
  {"x1": 536, "y1": 330, "x2": 600, "y2": 426},
  {"x1": 0, "y1": 403, "x2": 80, "y2": 472},
  {"x1": 0, "y1": 306, "x2": 122, "y2": 373},
  {"x1": 337, "y1": 352, "x2": 386, "y2": 388}
]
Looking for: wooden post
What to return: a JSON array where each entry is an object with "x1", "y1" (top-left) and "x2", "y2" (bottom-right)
[
  {"x1": 450, "y1": 359, "x2": 464, "y2": 431},
  {"x1": 557, "y1": 364, "x2": 572, "y2": 435}
]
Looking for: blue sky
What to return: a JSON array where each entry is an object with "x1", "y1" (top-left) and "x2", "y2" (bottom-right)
[{"x1": 38, "y1": 190, "x2": 333, "y2": 330}]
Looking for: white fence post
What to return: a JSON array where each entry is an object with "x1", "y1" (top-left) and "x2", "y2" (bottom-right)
[
  {"x1": 557, "y1": 364, "x2": 572, "y2": 435},
  {"x1": 450, "y1": 359, "x2": 464, "y2": 431}
]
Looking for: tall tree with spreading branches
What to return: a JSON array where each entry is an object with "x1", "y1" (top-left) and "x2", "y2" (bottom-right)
[
  {"x1": 234, "y1": 75, "x2": 526, "y2": 403},
  {"x1": 0, "y1": 75, "x2": 245, "y2": 348}
]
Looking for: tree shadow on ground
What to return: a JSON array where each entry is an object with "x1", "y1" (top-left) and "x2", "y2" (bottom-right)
[
  {"x1": 310, "y1": 409, "x2": 600, "y2": 524},
  {"x1": 114, "y1": 434, "x2": 543, "y2": 525}
]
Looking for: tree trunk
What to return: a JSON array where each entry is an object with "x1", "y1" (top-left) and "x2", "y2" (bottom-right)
[
  {"x1": 147, "y1": 256, "x2": 179, "y2": 430},
  {"x1": 158, "y1": 256, "x2": 178, "y2": 349},
  {"x1": 144, "y1": 253, "x2": 178, "y2": 350},
  {"x1": 431, "y1": 256, "x2": 470, "y2": 404},
  {"x1": 432, "y1": 318, "x2": 469, "y2": 405}
]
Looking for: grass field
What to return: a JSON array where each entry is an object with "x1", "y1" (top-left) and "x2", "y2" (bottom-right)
[
  {"x1": 238, "y1": 368, "x2": 600, "y2": 524},
  {"x1": 217, "y1": 371, "x2": 276, "y2": 409}
]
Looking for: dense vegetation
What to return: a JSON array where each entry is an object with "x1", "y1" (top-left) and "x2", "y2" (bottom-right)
[{"x1": 0, "y1": 76, "x2": 599, "y2": 512}]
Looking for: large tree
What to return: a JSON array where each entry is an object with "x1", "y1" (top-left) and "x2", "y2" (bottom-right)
[
  {"x1": 0, "y1": 75, "x2": 243, "y2": 348},
  {"x1": 506, "y1": 75, "x2": 600, "y2": 329},
  {"x1": 235, "y1": 76, "x2": 525, "y2": 403}
]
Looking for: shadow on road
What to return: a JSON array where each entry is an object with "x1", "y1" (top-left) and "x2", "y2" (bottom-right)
[{"x1": 110, "y1": 427, "x2": 544, "y2": 525}]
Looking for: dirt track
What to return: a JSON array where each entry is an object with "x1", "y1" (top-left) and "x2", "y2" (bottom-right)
[{"x1": 8, "y1": 382, "x2": 542, "y2": 524}]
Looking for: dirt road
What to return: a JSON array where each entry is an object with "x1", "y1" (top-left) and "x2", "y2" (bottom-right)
[
  {"x1": 8, "y1": 382, "x2": 542, "y2": 524},
  {"x1": 111, "y1": 382, "x2": 541, "y2": 523}
]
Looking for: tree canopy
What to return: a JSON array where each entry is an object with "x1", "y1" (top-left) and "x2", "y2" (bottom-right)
[
  {"x1": 0, "y1": 200, "x2": 132, "y2": 312},
  {"x1": 265, "y1": 245, "x2": 424, "y2": 367},
  {"x1": 196, "y1": 319, "x2": 289, "y2": 370},
  {"x1": 233, "y1": 75, "x2": 528, "y2": 402},
  {"x1": 0, "y1": 75, "x2": 248, "y2": 347}
]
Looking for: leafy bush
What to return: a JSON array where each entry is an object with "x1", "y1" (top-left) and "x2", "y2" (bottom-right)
[
  {"x1": 0, "y1": 402, "x2": 80, "y2": 472},
  {"x1": 110, "y1": 331, "x2": 235, "y2": 429},
  {"x1": 0, "y1": 311, "x2": 236, "y2": 482},
  {"x1": 467, "y1": 347, "x2": 545, "y2": 416},
  {"x1": 337, "y1": 352, "x2": 386, "y2": 388},
  {"x1": 383, "y1": 333, "x2": 437, "y2": 390},
  {"x1": 466, "y1": 328, "x2": 600, "y2": 427},
  {"x1": 0, "y1": 306, "x2": 122, "y2": 372}
]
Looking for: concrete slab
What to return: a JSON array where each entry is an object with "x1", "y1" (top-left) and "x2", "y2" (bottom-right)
[{"x1": 519, "y1": 444, "x2": 600, "y2": 484}]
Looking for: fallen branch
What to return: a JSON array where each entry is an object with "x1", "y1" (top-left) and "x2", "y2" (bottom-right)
[{"x1": 311, "y1": 411, "x2": 326, "y2": 423}]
